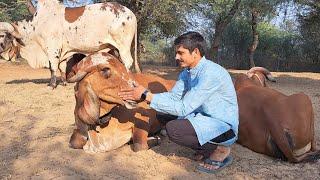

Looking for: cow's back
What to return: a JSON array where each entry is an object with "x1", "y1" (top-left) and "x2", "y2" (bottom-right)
[
  {"x1": 62, "y1": 3, "x2": 136, "y2": 50},
  {"x1": 133, "y1": 73, "x2": 176, "y2": 93}
]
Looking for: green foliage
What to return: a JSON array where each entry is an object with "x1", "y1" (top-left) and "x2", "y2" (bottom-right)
[
  {"x1": 97, "y1": 0, "x2": 188, "y2": 38},
  {"x1": 296, "y1": 0, "x2": 320, "y2": 63},
  {"x1": 0, "y1": 0, "x2": 31, "y2": 22},
  {"x1": 220, "y1": 18, "x2": 303, "y2": 69},
  {"x1": 139, "y1": 37, "x2": 175, "y2": 66},
  {"x1": 257, "y1": 22, "x2": 301, "y2": 61}
]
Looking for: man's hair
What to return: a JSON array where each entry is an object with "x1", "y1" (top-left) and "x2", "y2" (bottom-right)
[{"x1": 174, "y1": 31, "x2": 207, "y2": 57}]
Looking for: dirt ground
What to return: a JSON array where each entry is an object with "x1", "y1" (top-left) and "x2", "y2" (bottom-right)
[{"x1": 0, "y1": 59, "x2": 319, "y2": 180}]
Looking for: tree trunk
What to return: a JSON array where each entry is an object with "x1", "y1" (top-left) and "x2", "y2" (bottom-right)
[
  {"x1": 131, "y1": 0, "x2": 146, "y2": 73},
  {"x1": 248, "y1": 9, "x2": 259, "y2": 68},
  {"x1": 211, "y1": 0, "x2": 241, "y2": 61},
  {"x1": 133, "y1": 0, "x2": 159, "y2": 73}
]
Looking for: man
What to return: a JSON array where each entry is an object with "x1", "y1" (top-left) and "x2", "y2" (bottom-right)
[
  {"x1": 27, "y1": 0, "x2": 94, "y2": 14},
  {"x1": 119, "y1": 32, "x2": 239, "y2": 173}
]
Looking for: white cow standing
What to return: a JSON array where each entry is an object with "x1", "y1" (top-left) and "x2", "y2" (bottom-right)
[{"x1": 0, "y1": 0, "x2": 137, "y2": 88}]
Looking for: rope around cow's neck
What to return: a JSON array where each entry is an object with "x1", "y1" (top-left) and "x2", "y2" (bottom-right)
[{"x1": 253, "y1": 73, "x2": 264, "y2": 86}]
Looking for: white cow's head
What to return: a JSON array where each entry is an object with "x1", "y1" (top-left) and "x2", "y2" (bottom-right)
[{"x1": 0, "y1": 22, "x2": 22, "y2": 60}]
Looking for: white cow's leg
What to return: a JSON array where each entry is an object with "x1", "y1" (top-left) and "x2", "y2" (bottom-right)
[
  {"x1": 47, "y1": 46, "x2": 61, "y2": 88},
  {"x1": 48, "y1": 59, "x2": 59, "y2": 88},
  {"x1": 119, "y1": 48, "x2": 134, "y2": 71},
  {"x1": 59, "y1": 61, "x2": 67, "y2": 86}
]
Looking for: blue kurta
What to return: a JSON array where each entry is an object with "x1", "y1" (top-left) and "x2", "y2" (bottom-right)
[
  {"x1": 31, "y1": 0, "x2": 93, "y2": 8},
  {"x1": 150, "y1": 57, "x2": 239, "y2": 146}
]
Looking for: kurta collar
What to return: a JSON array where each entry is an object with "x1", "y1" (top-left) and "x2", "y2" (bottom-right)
[{"x1": 187, "y1": 56, "x2": 206, "y2": 75}]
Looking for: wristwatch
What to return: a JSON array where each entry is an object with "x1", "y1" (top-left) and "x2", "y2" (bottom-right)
[{"x1": 140, "y1": 90, "x2": 149, "y2": 101}]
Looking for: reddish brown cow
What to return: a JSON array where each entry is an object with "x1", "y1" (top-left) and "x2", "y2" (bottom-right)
[
  {"x1": 67, "y1": 52, "x2": 175, "y2": 153},
  {"x1": 234, "y1": 67, "x2": 320, "y2": 162}
]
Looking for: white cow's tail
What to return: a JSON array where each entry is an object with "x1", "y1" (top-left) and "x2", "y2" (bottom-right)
[{"x1": 134, "y1": 24, "x2": 141, "y2": 73}]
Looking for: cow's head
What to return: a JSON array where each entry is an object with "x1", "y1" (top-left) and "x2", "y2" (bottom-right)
[
  {"x1": 0, "y1": 22, "x2": 22, "y2": 60},
  {"x1": 67, "y1": 52, "x2": 137, "y2": 125},
  {"x1": 234, "y1": 67, "x2": 276, "y2": 91}
]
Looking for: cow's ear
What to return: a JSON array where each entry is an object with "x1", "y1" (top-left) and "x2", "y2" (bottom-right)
[{"x1": 100, "y1": 67, "x2": 111, "y2": 78}]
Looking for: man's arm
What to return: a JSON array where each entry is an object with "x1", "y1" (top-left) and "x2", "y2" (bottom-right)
[
  {"x1": 119, "y1": 71, "x2": 187, "y2": 103},
  {"x1": 119, "y1": 71, "x2": 222, "y2": 117},
  {"x1": 150, "y1": 74, "x2": 222, "y2": 116}
]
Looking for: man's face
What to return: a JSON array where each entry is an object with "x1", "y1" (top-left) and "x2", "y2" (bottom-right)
[{"x1": 175, "y1": 46, "x2": 198, "y2": 68}]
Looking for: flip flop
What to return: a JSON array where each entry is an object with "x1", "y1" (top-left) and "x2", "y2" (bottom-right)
[{"x1": 197, "y1": 156, "x2": 233, "y2": 174}]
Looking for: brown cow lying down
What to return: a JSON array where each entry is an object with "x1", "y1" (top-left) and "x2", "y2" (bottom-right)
[
  {"x1": 234, "y1": 67, "x2": 320, "y2": 162},
  {"x1": 67, "y1": 52, "x2": 175, "y2": 153}
]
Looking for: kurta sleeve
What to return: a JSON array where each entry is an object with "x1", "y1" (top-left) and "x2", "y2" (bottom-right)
[{"x1": 150, "y1": 70, "x2": 222, "y2": 116}]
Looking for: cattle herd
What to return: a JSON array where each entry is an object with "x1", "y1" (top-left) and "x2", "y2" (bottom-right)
[{"x1": 0, "y1": 0, "x2": 319, "y2": 164}]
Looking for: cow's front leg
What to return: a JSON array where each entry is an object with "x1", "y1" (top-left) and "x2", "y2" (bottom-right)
[
  {"x1": 83, "y1": 118, "x2": 134, "y2": 153},
  {"x1": 59, "y1": 61, "x2": 67, "y2": 86},
  {"x1": 59, "y1": 60, "x2": 67, "y2": 86},
  {"x1": 48, "y1": 49, "x2": 61, "y2": 89},
  {"x1": 131, "y1": 112, "x2": 152, "y2": 152},
  {"x1": 49, "y1": 65, "x2": 57, "y2": 88},
  {"x1": 69, "y1": 114, "x2": 89, "y2": 149}
]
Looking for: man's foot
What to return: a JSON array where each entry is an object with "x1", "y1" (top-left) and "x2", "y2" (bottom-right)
[
  {"x1": 197, "y1": 156, "x2": 233, "y2": 173},
  {"x1": 197, "y1": 146, "x2": 231, "y2": 173}
]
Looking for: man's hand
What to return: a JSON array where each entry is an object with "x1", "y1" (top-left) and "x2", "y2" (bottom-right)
[{"x1": 118, "y1": 82, "x2": 146, "y2": 102}]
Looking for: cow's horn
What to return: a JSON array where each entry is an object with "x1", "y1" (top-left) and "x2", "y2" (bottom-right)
[
  {"x1": 0, "y1": 22, "x2": 22, "y2": 39},
  {"x1": 0, "y1": 22, "x2": 14, "y2": 32},
  {"x1": 67, "y1": 56, "x2": 97, "y2": 83},
  {"x1": 248, "y1": 67, "x2": 276, "y2": 82},
  {"x1": 266, "y1": 74, "x2": 276, "y2": 82},
  {"x1": 67, "y1": 54, "x2": 111, "y2": 83},
  {"x1": 10, "y1": 23, "x2": 22, "y2": 39}
]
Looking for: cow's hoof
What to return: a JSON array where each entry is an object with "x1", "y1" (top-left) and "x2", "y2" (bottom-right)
[
  {"x1": 61, "y1": 81, "x2": 67, "y2": 86},
  {"x1": 48, "y1": 83, "x2": 57, "y2": 89},
  {"x1": 132, "y1": 143, "x2": 148, "y2": 152}
]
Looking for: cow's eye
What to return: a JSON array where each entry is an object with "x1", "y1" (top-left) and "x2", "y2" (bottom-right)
[{"x1": 100, "y1": 67, "x2": 111, "y2": 78}]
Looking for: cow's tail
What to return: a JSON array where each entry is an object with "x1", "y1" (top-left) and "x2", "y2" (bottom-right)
[
  {"x1": 298, "y1": 99, "x2": 320, "y2": 163},
  {"x1": 299, "y1": 150, "x2": 320, "y2": 163},
  {"x1": 133, "y1": 23, "x2": 141, "y2": 73},
  {"x1": 298, "y1": 94, "x2": 320, "y2": 163}
]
